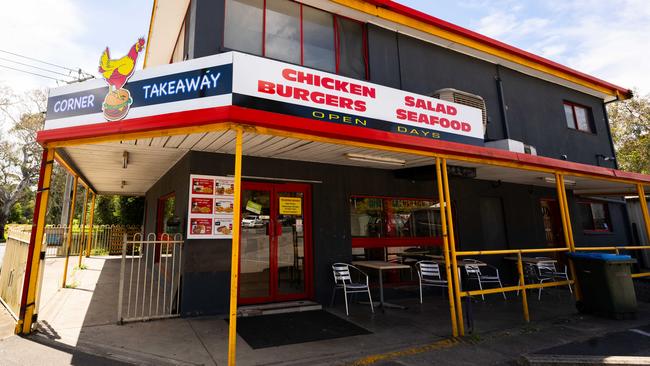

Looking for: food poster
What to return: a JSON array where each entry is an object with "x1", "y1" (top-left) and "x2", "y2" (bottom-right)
[
  {"x1": 187, "y1": 174, "x2": 236, "y2": 239},
  {"x1": 190, "y1": 218, "x2": 213, "y2": 236}
]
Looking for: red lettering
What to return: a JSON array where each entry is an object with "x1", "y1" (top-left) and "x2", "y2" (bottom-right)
[
  {"x1": 353, "y1": 100, "x2": 366, "y2": 112},
  {"x1": 294, "y1": 87, "x2": 309, "y2": 101},
  {"x1": 451, "y1": 120, "x2": 461, "y2": 130},
  {"x1": 322, "y1": 77, "x2": 335, "y2": 89},
  {"x1": 448, "y1": 105, "x2": 457, "y2": 115},
  {"x1": 325, "y1": 94, "x2": 338, "y2": 107},
  {"x1": 334, "y1": 79, "x2": 349, "y2": 93},
  {"x1": 396, "y1": 109, "x2": 407, "y2": 120},
  {"x1": 363, "y1": 86, "x2": 376, "y2": 99},
  {"x1": 311, "y1": 91, "x2": 325, "y2": 104},
  {"x1": 258, "y1": 80, "x2": 275, "y2": 94},
  {"x1": 282, "y1": 69, "x2": 296, "y2": 82},
  {"x1": 405, "y1": 96, "x2": 415, "y2": 107},
  {"x1": 440, "y1": 118, "x2": 450, "y2": 128},
  {"x1": 462, "y1": 123, "x2": 471, "y2": 132},
  {"x1": 277, "y1": 84, "x2": 292, "y2": 97},
  {"x1": 339, "y1": 97, "x2": 353, "y2": 109},
  {"x1": 418, "y1": 113, "x2": 430, "y2": 124}
]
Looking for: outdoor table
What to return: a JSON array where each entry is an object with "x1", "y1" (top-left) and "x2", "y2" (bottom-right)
[{"x1": 352, "y1": 260, "x2": 411, "y2": 309}]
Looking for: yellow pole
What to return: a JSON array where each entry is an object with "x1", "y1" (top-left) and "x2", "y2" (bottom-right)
[
  {"x1": 556, "y1": 174, "x2": 581, "y2": 300},
  {"x1": 637, "y1": 184, "x2": 650, "y2": 243},
  {"x1": 228, "y1": 127, "x2": 244, "y2": 366},
  {"x1": 78, "y1": 188, "x2": 89, "y2": 267},
  {"x1": 442, "y1": 158, "x2": 464, "y2": 336},
  {"x1": 85, "y1": 193, "x2": 96, "y2": 257},
  {"x1": 62, "y1": 176, "x2": 78, "y2": 288},
  {"x1": 17, "y1": 148, "x2": 54, "y2": 334},
  {"x1": 436, "y1": 158, "x2": 458, "y2": 337},
  {"x1": 516, "y1": 252, "x2": 530, "y2": 322}
]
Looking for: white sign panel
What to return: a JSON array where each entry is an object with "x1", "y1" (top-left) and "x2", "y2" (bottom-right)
[
  {"x1": 187, "y1": 174, "x2": 235, "y2": 239},
  {"x1": 231, "y1": 52, "x2": 484, "y2": 144}
]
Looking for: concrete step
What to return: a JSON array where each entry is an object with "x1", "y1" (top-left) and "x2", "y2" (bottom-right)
[
  {"x1": 523, "y1": 354, "x2": 650, "y2": 365},
  {"x1": 237, "y1": 300, "x2": 322, "y2": 317}
]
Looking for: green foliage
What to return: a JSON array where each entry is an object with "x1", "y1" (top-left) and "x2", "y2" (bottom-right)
[
  {"x1": 609, "y1": 90, "x2": 650, "y2": 174},
  {"x1": 90, "y1": 247, "x2": 109, "y2": 256}
]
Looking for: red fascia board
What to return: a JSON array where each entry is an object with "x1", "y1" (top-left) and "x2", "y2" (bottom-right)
[
  {"x1": 363, "y1": 0, "x2": 631, "y2": 97},
  {"x1": 37, "y1": 105, "x2": 650, "y2": 184}
]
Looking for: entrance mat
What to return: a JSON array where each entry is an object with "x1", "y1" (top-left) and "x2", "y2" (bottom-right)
[{"x1": 231, "y1": 310, "x2": 371, "y2": 349}]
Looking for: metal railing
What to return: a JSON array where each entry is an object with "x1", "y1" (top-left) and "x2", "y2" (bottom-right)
[{"x1": 117, "y1": 233, "x2": 183, "y2": 324}]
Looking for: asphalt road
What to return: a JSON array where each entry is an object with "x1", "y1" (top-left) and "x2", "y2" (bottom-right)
[{"x1": 535, "y1": 324, "x2": 650, "y2": 357}]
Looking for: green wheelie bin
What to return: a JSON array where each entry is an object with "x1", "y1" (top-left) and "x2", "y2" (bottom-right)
[{"x1": 568, "y1": 252, "x2": 637, "y2": 319}]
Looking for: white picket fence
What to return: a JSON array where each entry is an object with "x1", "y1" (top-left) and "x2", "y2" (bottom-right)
[{"x1": 118, "y1": 233, "x2": 183, "y2": 324}]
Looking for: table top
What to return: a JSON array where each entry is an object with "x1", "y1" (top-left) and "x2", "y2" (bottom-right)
[
  {"x1": 504, "y1": 256, "x2": 558, "y2": 264},
  {"x1": 352, "y1": 260, "x2": 411, "y2": 270}
]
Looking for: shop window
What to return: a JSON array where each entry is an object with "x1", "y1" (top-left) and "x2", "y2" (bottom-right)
[
  {"x1": 224, "y1": 0, "x2": 368, "y2": 79},
  {"x1": 265, "y1": 0, "x2": 301, "y2": 64},
  {"x1": 577, "y1": 201, "x2": 611, "y2": 232},
  {"x1": 350, "y1": 196, "x2": 443, "y2": 249},
  {"x1": 302, "y1": 6, "x2": 335, "y2": 72},
  {"x1": 224, "y1": 0, "x2": 264, "y2": 56},
  {"x1": 564, "y1": 102, "x2": 594, "y2": 133}
]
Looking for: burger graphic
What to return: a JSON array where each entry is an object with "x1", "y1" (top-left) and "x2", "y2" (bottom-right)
[{"x1": 102, "y1": 89, "x2": 132, "y2": 121}]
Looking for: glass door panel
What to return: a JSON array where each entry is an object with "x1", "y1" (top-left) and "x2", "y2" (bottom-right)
[
  {"x1": 276, "y1": 191, "x2": 305, "y2": 296},
  {"x1": 239, "y1": 187, "x2": 272, "y2": 300}
]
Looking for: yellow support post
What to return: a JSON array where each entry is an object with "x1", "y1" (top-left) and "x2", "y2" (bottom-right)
[
  {"x1": 85, "y1": 193, "x2": 96, "y2": 257},
  {"x1": 516, "y1": 252, "x2": 530, "y2": 322},
  {"x1": 555, "y1": 174, "x2": 581, "y2": 300},
  {"x1": 436, "y1": 158, "x2": 458, "y2": 337},
  {"x1": 442, "y1": 158, "x2": 464, "y2": 336},
  {"x1": 637, "y1": 184, "x2": 650, "y2": 243},
  {"x1": 78, "y1": 188, "x2": 89, "y2": 267},
  {"x1": 17, "y1": 148, "x2": 55, "y2": 334},
  {"x1": 227, "y1": 127, "x2": 244, "y2": 366},
  {"x1": 62, "y1": 176, "x2": 78, "y2": 288}
]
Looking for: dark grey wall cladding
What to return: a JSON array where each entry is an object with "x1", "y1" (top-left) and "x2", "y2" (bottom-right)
[
  {"x1": 499, "y1": 67, "x2": 616, "y2": 166},
  {"x1": 191, "y1": 0, "x2": 225, "y2": 58},
  {"x1": 145, "y1": 151, "x2": 630, "y2": 316}
]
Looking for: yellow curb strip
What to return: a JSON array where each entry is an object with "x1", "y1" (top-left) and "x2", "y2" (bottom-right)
[{"x1": 348, "y1": 337, "x2": 461, "y2": 366}]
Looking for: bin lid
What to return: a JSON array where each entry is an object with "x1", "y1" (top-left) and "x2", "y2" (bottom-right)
[{"x1": 568, "y1": 252, "x2": 633, "y2": 262}]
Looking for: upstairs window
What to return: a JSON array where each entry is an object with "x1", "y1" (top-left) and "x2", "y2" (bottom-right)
[
  {"x1": 224, "y1": 0, "x2": 367, "y2": 79},
  {"x1": 577, "y1": 201, "x2": 611, "y2": 232},
  {"x1": 564, "y1": 101, "x2": 594, "y2": 133}
]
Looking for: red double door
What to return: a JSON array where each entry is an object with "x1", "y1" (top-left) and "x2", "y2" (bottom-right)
[{"x1": 238, "y1": 182, "x2": 312, "y2": 304}]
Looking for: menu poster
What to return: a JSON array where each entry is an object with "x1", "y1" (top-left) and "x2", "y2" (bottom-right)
[
  {"x1": 187, "y1": 174, "x2": 236, "y2": 239},
  {"x1": 191, "y1": 197, "x2": 213, "y2": 214},
  {"x1": 190, "y1": 218, "x2": 213, "y2": 236}
]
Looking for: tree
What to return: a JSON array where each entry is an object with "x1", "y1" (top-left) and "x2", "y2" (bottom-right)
[
  {"x1": 609, "y1": 90, "x2": 650, "y2": 174},
  {"x1": 0, "y1": 88, "x2": 46, "y2": 239}
]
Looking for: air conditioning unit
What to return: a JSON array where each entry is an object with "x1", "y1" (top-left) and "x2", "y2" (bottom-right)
[
  {"x1": 431, "y1": 88, "x2": 488, "y2": 133},
  {"x1": 485, "y1": 139, "x2": 537, "y2": 155}
]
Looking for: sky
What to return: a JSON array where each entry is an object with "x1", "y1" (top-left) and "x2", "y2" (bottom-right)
[{"x1": 0, "y1": 0, "x2": 649, "y2": 117}]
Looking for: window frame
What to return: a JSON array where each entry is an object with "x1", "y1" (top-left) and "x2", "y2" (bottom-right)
[
  {"x1": 222, "y1": 0, "x2": 369, "y2": 80},
  {"x1": 577, "y1": 200, "x2": 612, "y2": 233},
  {"x1": 349, "y1": 194, "x2": 445, "y2": 248},
  {"x1": 563, "y1": 101, "x2": 595, "y2": 134}
]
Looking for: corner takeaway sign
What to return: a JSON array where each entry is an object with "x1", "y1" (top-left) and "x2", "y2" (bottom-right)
[
  {"x1": 232, "y1": 53, "x2": 484, "y2": 145},
  {"x1": 44, "y1": 51, "x2": 482, "y2": 145}
]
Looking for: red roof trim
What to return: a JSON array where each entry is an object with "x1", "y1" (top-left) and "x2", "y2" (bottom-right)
[{"x1": 363, "y1": 0, "x2": 631, "y2": 97}]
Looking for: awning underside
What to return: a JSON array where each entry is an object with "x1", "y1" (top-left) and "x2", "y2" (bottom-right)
[{"x1": 60, "y1": 129, "x2": 641, "y2": 196}]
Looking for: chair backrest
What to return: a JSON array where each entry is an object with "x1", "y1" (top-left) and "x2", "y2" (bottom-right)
[
  {"x1": 464, "y1": 259, "x2": 483, "y2": 276},
  {"x1": 332, "y1": 263, "x2": 351, "y2": 284},
  {"x1": 536, "y1": 261, "x2": 556, "y2": 275},
  {"x1": 417, "y1": 261, "x2": 441, "y2": 280}
]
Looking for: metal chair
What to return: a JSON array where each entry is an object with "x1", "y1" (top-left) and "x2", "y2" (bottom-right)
[
  {"x1": 415, "y1": 261, "x2": 448, "y2": 303},
  {"x1": 535, "y1": 258, "x2": 572, "y2": 300},
  {"x1": 330, "y1": 263, "x2": 374, "y2": 316},
  {"x1": 464, "y1": 259, "x2": 507, "y2": 300}
]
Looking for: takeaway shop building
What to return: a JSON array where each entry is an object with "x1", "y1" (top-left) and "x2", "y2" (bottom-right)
[{"x1": 21, "y1": 0, "x2": 650, "y2": 338}]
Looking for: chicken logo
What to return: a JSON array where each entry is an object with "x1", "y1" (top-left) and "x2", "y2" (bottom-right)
[{"x1": 98, "y1": 38, "x2": 145, "y2": 121}]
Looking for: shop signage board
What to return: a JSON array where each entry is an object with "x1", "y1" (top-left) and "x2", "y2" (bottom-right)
[
  {"x1": 279, "y1": 197, "x2": 302, "y2": 215},
  {"x1": 44, "y1": 52, "x2": 233, "y2": 130},
  {"x1": 187, "y1": 174, "x2": 234, "y2": 239},
  {"x1": 44, "y1": 51, "x2": 483, "y2": 145},
  {"x1": 231, "y1": 53, "x2": 484, "y2": 145}
]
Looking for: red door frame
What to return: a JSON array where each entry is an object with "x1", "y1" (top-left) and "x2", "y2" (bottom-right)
[{"x1": 238, "y1": 181, "x2": 313, "y2": 304}]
